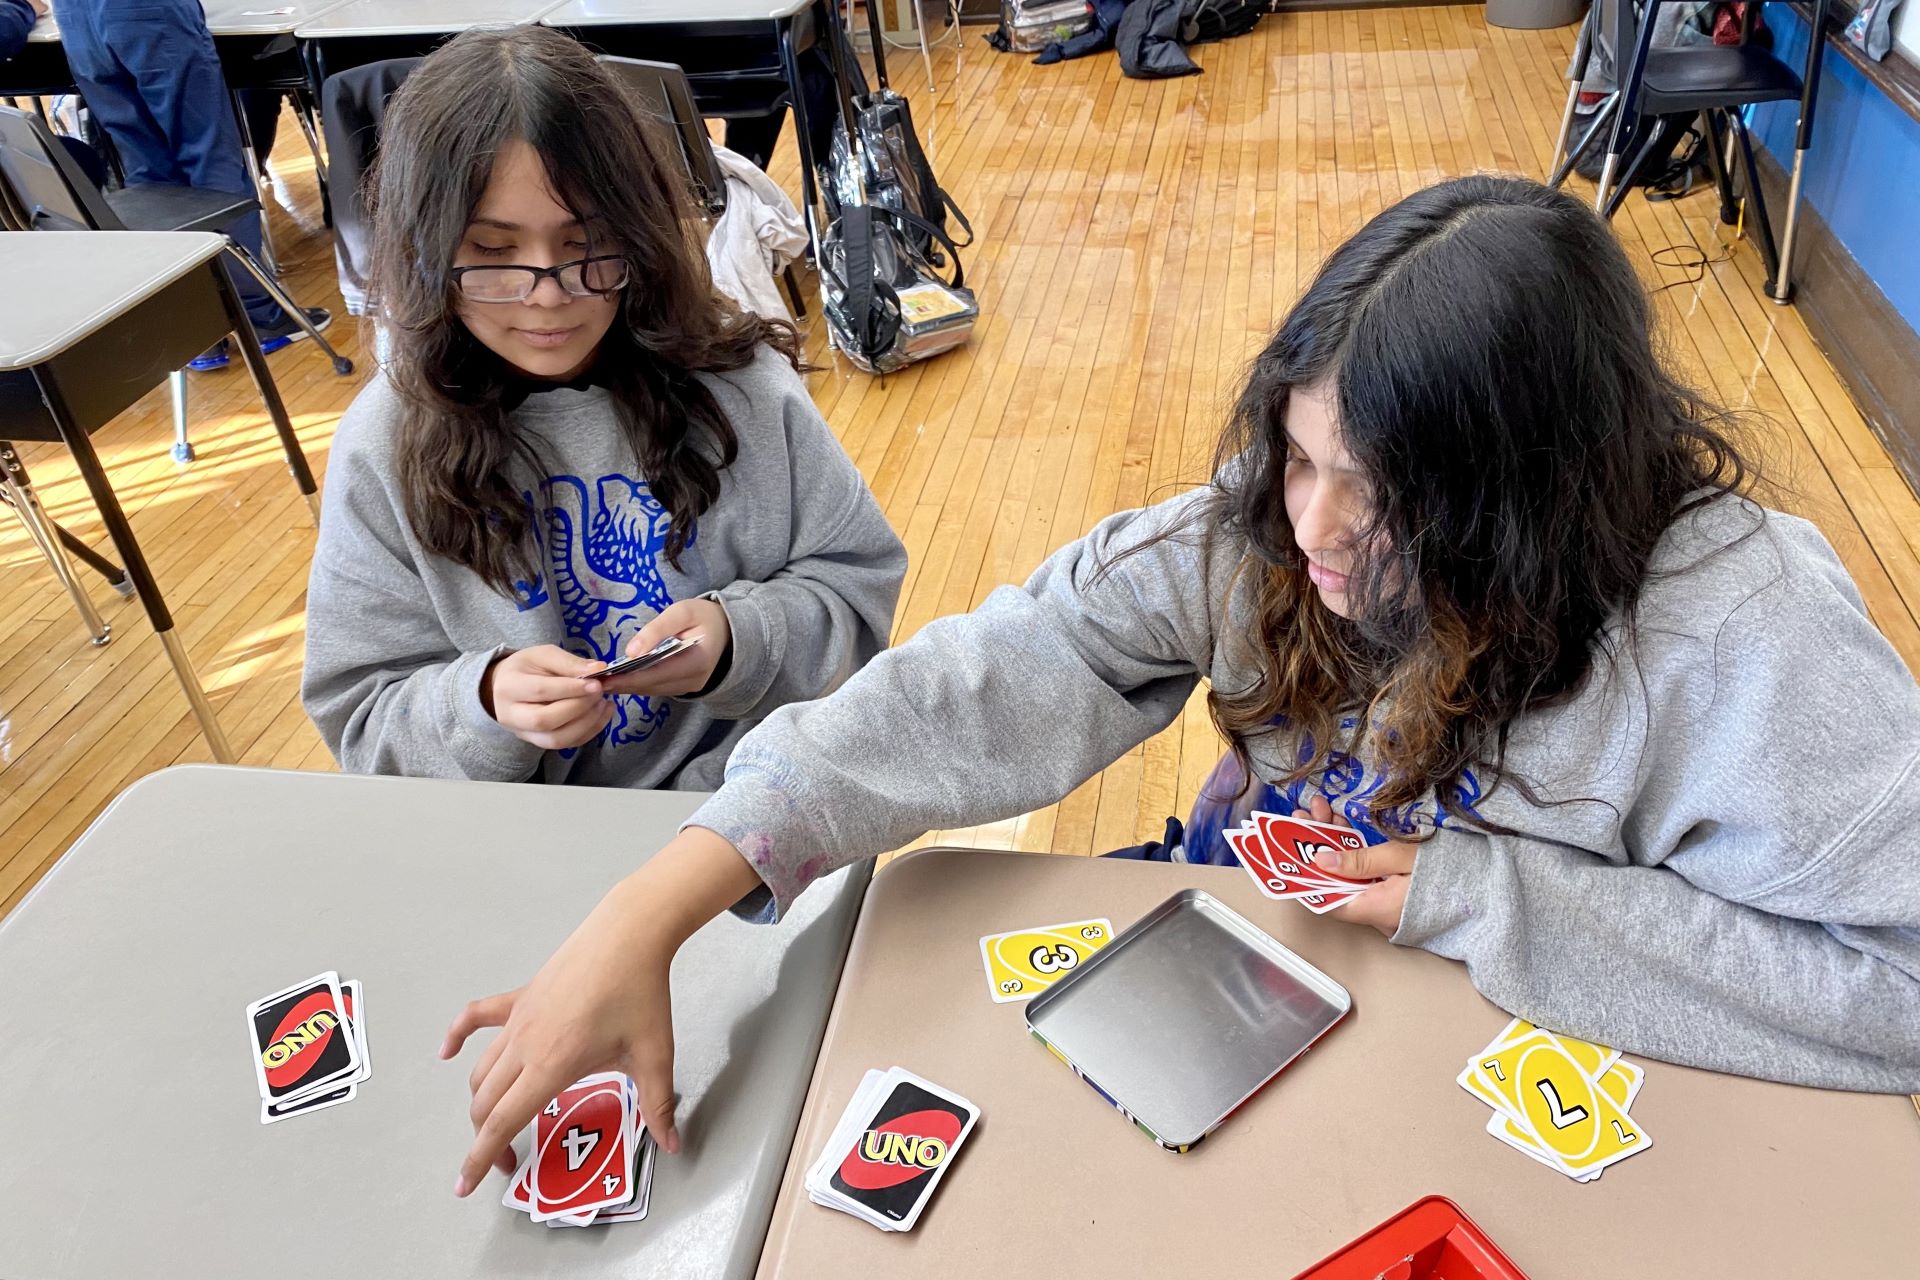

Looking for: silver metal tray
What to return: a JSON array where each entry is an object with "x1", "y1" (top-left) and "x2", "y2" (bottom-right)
[{"x1": 1024, "y1": 888, "x2": 1351, "y2": 1151}]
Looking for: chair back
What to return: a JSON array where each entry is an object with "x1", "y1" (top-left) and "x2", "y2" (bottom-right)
[
  {"x1": 0, "y1": 107, "x2": 122, "y2": 232},
  {"x1": 597, "y1": 56, "x2": 728, "y2": 218}
]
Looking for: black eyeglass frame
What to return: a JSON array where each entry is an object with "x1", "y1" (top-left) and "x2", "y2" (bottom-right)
[{"x1": 448, "y1": 255, "x2": 632, "y2": 303}]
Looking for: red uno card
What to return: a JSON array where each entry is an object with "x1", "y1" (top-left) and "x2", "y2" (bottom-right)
[
  {"x1": 528, "y1": 1073, "x2": 633, "y2": 1223},
  {"x1": 1253, "y1": 813, "x2": 1376, "y2": 889}
]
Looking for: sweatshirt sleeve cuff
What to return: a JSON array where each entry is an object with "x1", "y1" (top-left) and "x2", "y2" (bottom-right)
[
  {"x1": 682, "y1": 765, "x2": 836, "y2": 923},
  {"x1": 444, "y1": 647, "x2": 547, "y2": 782},
  {"x1": 1390, "y1": 827, "x2": 1490, "y2": 961},
  {"x1": 682, "y1": 586, "x2": 781, "y2": 720}
]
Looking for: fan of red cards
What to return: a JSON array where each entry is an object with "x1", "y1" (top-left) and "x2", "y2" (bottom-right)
[
  {"x1": 502, "y1": 1072, "x2": 656, "y2": 1228},
  {"x1": 1226, "y1": 810, "x2": 1382, "y2": 913}
]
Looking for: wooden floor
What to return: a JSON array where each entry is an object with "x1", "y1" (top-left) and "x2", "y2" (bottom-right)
[{"x1": 5, "y1": 8, "x2": 1919, "y2": 914}]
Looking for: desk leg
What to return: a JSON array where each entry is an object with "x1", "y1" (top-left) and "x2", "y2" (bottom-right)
[
  {"x1": 1, "y1": 443, "x2": 110, "y2": 646},
  {"x1": 209, "y1": 263, "x2": 323, "y2": 527},
  {"x1": 33, "y1": 369, "x2": 235, "y2": 762},
  {"x1": 782, "y1": 13, "x2": 824, "y2": 270}
]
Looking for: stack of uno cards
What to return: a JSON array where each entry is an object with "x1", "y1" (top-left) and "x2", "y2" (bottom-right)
[
  {"x1": 1458, "y1": 1018, "x2": 1653, "y2": 1182},
  {"x1": 1227, "y1": 810, "x2": 1380, "y2": 913},
  {"x1": 805, "y1": 1068, "x2": 980, "y2": 1232},
  {"x1": 246, "y1": 972, "x2": 370, "y2": 1124},
  {"x1": 502, "y1": 1072, "x2": 656, "y2": 1228},
  {"x1": 977, "y1": 917, "x2": 1113, "y2": 1002}
]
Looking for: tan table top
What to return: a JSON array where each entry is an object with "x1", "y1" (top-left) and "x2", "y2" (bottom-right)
[{"x1": 758, "y1": 848, "x2": 1920, "y2": 1279}]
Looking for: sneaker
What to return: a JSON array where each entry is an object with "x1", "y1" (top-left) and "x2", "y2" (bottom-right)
[
  {"x1": 255, "y1": 307, "x2": 333, "y2": 355},
  {"x1": 189, "y1": 339, "x2": 232, "y2": 372}
]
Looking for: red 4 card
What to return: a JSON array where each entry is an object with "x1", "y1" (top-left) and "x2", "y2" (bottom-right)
[{"x1": 528, "y1": 1073, "x2": 633, "y2": 1223}]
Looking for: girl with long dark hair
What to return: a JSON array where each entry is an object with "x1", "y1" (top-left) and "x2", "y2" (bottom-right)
[
  {"x1": 301, "y1": 27, "x2": 905, "y2": 788},
  {"x1": 444, "y1": 175, "x2": 1920, "y2": 1191}
]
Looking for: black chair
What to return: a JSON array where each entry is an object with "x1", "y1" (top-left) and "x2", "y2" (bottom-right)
[
  {"x1": 1594, "y1": 0, "x2": 1828, "y2": 304},
  {"x1": 597, "y1": 55, "x2": 807, "y2": 320},
  {"x1": 0, "y1": 104, "x2": 351, "y2": 461}
]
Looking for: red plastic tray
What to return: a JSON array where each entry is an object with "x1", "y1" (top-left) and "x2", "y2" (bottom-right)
[{"x1": 1288, "y1": 1196, "x2": 1530, "y2": 1280}]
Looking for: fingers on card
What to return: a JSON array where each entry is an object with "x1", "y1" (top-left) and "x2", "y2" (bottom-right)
[
  {"x1": 978, "y1": 918, "x2": 1113, "y2": 1002},
  {"x1": 502, "y1": 1072, "x2": 656, "y2": 1228},
  {"x1": 1228, "y1": 814, "x2": 1377, "y2": 914},
  {"x1": 1458, "y1": 1018, "x2": 1652, "y2": 1182}
]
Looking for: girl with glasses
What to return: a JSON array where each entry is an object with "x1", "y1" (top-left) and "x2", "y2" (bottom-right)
[{"x1": 302, "y1": 27, "x2": 905, "y2": 795}]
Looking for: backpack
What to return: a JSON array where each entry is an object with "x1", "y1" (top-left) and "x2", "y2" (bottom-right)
[
  {"x1": 1181, "y1": 0, "x2": 1266, "y2": 43},
  {"x1": 821, "y1": 204, "x2": 977, "y2": 375},
  {"x1": 822, "y1": 4, "x2": 973, "y2": 266}
]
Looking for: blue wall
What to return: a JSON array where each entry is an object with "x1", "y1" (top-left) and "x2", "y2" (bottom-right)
[{"x1": 1751, "y1": 8, "x2": 1920, "y2": 329}]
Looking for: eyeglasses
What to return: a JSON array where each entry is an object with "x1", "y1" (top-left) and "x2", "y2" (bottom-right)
[{"x1": 450, "y1": 256, "x2": 631, "y2": 303}]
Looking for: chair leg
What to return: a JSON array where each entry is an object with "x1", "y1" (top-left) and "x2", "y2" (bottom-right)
[
  {"x1": 1, "y1": 452, "x2": 111, "y2": 646},
  {"x1": 918, "y1": 1, "x2": 937, "y2": 95},
  {"x1": 169, "y1": 370, "x2": 194, "y2": 463},
  {"x1": 1772, "y1": 144, "x2": 1808, "y2": 305},
  {"x1": 230, "y1": 92, "x2": 282, "y2": 276},
  {"x1": 1551, "y1": 93, "x2": 1617, "y2": 190},
  {"x1": 1599, "y1": 117, "x2": 1669, "y2": 220},
  {"x1": 1731, "y1": 114, "x2": 1781, "y2": 288},
  {"x1": 1547, "y1": 7, "x2": 1596, "y2": 183},
  {"x1": 1697, "y1": 110, "x2": 1739, "y2": 228},
  {"x1": 223, "y1": 243, "x2": 356, "y2": 376},
  {"x1": 782, "y1": 262, "x2": 809, "y2": 321},
  {"x1": 293, "y1": 87, "x2": 333, "y2": 229},
  {"x1": 1548, "y1": 80, "x2": 1584, "y2": 185}
]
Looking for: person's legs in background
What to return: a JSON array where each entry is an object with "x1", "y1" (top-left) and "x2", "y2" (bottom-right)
[
  {"x1": 61, "y1": 0, "x2": 327, "y2": 367},
  {"x1": 57, "y1": 0, "x2": 182, "y2": 186}
]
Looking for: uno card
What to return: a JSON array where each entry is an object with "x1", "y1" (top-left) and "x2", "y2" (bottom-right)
[
  {"x1": 589, "y1": 634, "x2": 699, "y2": 681},
  {"x1": 261, "y1": 1082, "x2": 357, "y2": 1125},
  {"x1": 246, "y1": 972, "x2": 360, "y2": 1104},
  {"x1": 1228, "y1": 829, "x2": 1361, "y2": 911},
  {"x1": 1473, "y1": 1029, "x2": 1651, "y2": 1178},
  {"x1": 529, "y1": 1073, "x2": 633, "y2": 1223},
  {"x1": 826, "y1": 1071, "x2": 979, "y2": 1232},
  {"x1": 594, "y1": 1132, "x2": 657, "y2": 1224},
  {"x1": 1252, "y1": 813, "x2": 1374, "y2": 889},
  {"x1": 978, "y1": 918, "x2": 1113, "y2": 1002}
]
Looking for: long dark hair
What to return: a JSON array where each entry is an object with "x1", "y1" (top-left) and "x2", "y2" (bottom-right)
[
  {"x1": 366, "y1": 25, "x2": 799, "y2": 594},
  {"x1": 1199, "y1": 175, "x2": 1755, "y2": 826}
]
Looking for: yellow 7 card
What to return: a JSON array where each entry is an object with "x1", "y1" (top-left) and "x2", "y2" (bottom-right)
[
  {"x1": 1481, "y1": 1033, "x2": 1652, "y2": 1177},
  {"x1": 979, "y1": 918, "x2": 1113, "y2": 1003}
]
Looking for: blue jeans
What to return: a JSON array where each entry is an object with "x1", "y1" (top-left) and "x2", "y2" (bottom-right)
[{"x1": 60, "y1": 0, "x2": 285, "y2": 330}]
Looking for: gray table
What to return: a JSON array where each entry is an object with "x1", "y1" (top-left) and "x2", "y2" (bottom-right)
[
  {"x1": 541, "y1": 0, "x2": 809, "y2": 22},
  {"x1": 0, "y1": 765, "x2": 870, "y2": 1279},
  {"x1": 0, "y1": 233, "x2": 319, "y2": 762},
  {"x1": 202, "y1": 0, "x2": 358, "y2": 36},
  {"x1": 294, "y1": 0, "x2": 566, "y2": 37}
]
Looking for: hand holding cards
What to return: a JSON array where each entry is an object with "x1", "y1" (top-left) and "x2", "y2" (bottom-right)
[
  {"x1": 502, "y1": 1072, "x2": 657, "y2": 1227},
  {"x1": 805, "y1": 1068, "x2": 980, "y2": 1232},
  {"x1": 586, "y1": 634, "x2": 700, "y2": 682},
  {"x1": 245, "y1": 970, "x2": 371, "y2": 1124},
  {"x1": 1229, "y1": 810, "x2": 1381, "y2": 913}
]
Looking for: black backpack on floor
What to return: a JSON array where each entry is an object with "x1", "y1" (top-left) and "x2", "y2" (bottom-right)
[{"x1": 1182, "y1": 0, "x2": 1266, "y2": 43}]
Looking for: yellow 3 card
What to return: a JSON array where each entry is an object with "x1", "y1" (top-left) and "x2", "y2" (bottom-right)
[
  {"x1": 979, "y1": 918, "x2": 1114, "y2": 1003},
  {"x1": 1478, "y1": 1031, "x2": 1652, "y2": 1178}
]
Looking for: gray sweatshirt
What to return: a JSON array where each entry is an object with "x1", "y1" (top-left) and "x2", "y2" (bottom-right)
[
  {"x1": 692, "y1": 485, "x2": 1920, "y2": 1092},
  {"x1": 303, "y1": 345, "x2": 906, "y2": 791}
]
